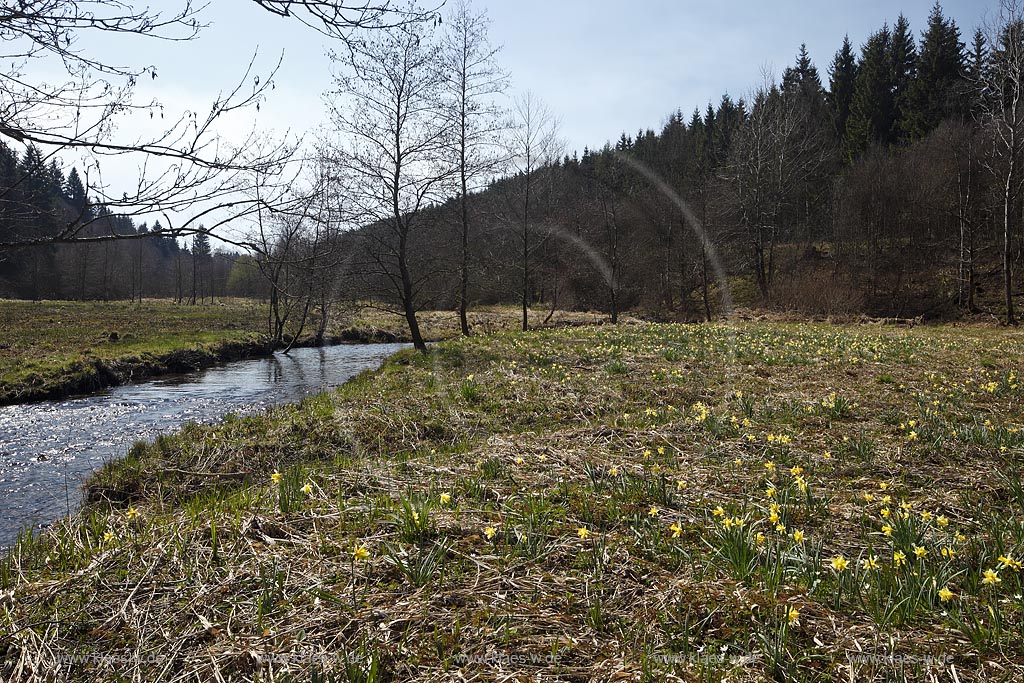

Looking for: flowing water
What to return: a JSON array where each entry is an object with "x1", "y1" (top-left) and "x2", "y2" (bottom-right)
[{"x1": 0, "y1": 343, "x2": 408, "y2": 547}]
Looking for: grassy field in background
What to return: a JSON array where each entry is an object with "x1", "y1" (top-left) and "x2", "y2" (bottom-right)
[
  {"x1": 0, "y1": 299, "x2": 270, "y2": 404},
  {"x1": 0, "y1": 299, "x2": 611, "y2": 405},
  {"x1": 4, "y1": 320, "x2": 1024, "y2": 680}
]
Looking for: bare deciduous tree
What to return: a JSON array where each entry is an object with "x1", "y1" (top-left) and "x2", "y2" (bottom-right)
[
  {"x1": 976, "y1": 0, "x2": 1024, "y2": 325},
  {"x1": 509, "y1": 91, "x2": 560, "y2": 331},
  {"x1": 328, "y1": 18, "x2": 451, "y2": 352},
  {"x1": 723, "y1": 76, "x2": 830, "y2": 302},
  {"x1": 0, "y1": 1, "x2": 434, "y2": 252},
  {"x1": 441, "y1": 0, "x2": 508, "y2": 337}
]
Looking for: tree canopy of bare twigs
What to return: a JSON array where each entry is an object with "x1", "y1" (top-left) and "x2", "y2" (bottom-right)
[
  {"x1": 0, "y1": 1, "x2": 434, "y2": 251},
  {"x1": 440, "y1": 0, "x2": 508, "y2": 337},
  {"x1": 326, "y1": 13, "x2": 452, "y2": 351},
  {"x1": 508, "y1": 91, "x2": 560, "y2": 331}
]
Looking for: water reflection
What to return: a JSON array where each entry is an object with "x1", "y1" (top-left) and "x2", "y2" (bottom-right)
[{"x1": 0, "y1": 343, "x2": 408, "y2": 547}]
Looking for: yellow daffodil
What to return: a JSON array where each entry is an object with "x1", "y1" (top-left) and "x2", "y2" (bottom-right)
[
  {"x1": 830, "y1": 555, "x2": 849, "y2": 572},
  {"x1": 353, "y1": 545, "x2": 370, "y2": 562},
  {"x1": 270, "y1": 470, "x2": 282, "y2": 484},
  {"x1": 577, "y1": 527, "x2": 590, "y2": 539},
  {"x1": 938, "y1": 586, "x2": 954, "y2": 602},
  {"x1": 484, "y1": 526, "x2": 497, "y2": 540},
  {"x1": 998, "y1": 554, "x2": 1023, "y2": 571},
  {"x1": 670, "y1": 522, "x2": 682, "y2": 538}
]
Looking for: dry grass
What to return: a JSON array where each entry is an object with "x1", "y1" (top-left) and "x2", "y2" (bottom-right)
[{"x1": 3, "y1": 320, "x2": 1024, "y2": 681}]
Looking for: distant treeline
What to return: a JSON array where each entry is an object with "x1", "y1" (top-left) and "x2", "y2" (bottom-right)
[
  {"x1": 365, "y1": 2, "x2": 1001, "y2": 320},
  {"x1": 0, "y1": 142, "x2": 235, "y2": 302},
  {"x1": 1, "y1": 3, "x2": 1017, "y2": 321}
]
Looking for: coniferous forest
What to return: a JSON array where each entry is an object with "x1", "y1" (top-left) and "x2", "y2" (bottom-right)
[{"x1": 0, "y1": 2, "x2": 1018, "y2": 324}]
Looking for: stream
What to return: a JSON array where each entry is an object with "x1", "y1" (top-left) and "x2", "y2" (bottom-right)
[{"x1": 0, "y1": 343, "x2": 408, "y2": 547}]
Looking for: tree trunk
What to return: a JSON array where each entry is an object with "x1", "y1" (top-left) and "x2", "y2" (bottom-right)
[
  {"x1": 522, "y1": 169, "x2": 531, "y2": 332},
  {"x1": 1005, "y1": 167, "x2": 1016, "y2": 325},
  {"x1": 701, "y1": 236, "x2": 712, "y2": 323},
  {"x1": 458, "y1": 94, "x2": 471, "y2": 337}
]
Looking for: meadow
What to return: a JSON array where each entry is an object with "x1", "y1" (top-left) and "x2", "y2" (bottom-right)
[
  {"x1": 3, "y1": 320, "x2": 1024, "y2": 681},
  {"x1": 0, "y1": 299, "x2": 606, "y2": 404},
  {"x1": 0, "y1": 299, "x2": 269, "y2": 404}
]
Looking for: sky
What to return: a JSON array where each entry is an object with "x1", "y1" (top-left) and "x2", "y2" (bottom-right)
[{"x1": 52, "y1": 0, "x2": 999, "y2": 224}]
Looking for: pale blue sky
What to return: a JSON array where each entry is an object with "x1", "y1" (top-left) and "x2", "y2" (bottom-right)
[{"x1": 68, "y1": 0, "x2": 997, "y2": 208}]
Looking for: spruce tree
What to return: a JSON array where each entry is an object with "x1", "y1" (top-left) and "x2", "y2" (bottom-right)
[
  {"x1": 965, "y1": 28, "x2": 989, "y2": 118},
  {"x1": 890, "y1": 14, "x2": 918, "y2": 140},
  {"x1": 904, "y1": 2, "x2": 966, "y2": 138},
  {"x1": 714, "y1": 95, "x2": 742, "y2": 164},
  {"x1": 844, "y1": 26, "x2": 895, "y2": 160},
  {"x1": 784, "y1": 45, "x2": 825, "y2": 96},
  {"x1": 828, "y1": 36, "x2": 858, "y2": 144},
  {"x1": 64, "y1": 168, "x2": 89, "y2": 218},
  {"x1": 784, "y1": 43, "x2": 828, "y2": 123}
]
